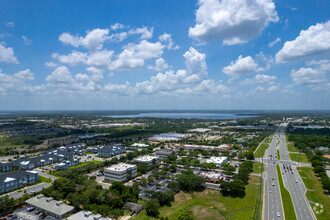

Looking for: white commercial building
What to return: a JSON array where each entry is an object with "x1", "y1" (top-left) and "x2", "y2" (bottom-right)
[
  {"x1": 132, "y1": 143, "x2": 149, "y2": 148},
  {"x1": 134, "y1": 155, "x2": 159, "y2": 165},
  {"x1": 104, "y1": 163, "x2": 137, "y2": 182},
  {"x1": 206, "y1": 156, "x2": 228, "y2": 168},
  {"x1": 187, "y1": 128, "x2": 212, "y2": 133}
]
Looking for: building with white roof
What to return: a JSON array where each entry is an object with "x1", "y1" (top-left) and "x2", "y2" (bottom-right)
[
  {"x1": 104, "y1": 163, "x2": 137, "y2": 182},
  {"x1": 134, "y1": 155, "x2": 159, "y2": 165},
  {"x1": 26, "y1": 194, "x2": 74, "y2": 219},
  {"x1": 206, "y1": 156, "x2": 228, "y2": 168},
  {"x1": 132, "y1": 143, "x2": 149, "y2": 148},
  {"x1": 187, "y1": 128, "x2": 212, "y2": 133}
]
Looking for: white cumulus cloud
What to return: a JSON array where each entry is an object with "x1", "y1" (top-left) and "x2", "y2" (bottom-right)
[
  {"x1": 148, "y1": 58, "x2": 169, "y2": 71},
  {"x1": 276, "y1": 20, "x2": 330, "y2": 63},
  {"x1": 0, "y1": 42, "x2": 19, "y2": 64},
  {"x1": 189, "y1": 0, "x2": 278, "y2": 45}
]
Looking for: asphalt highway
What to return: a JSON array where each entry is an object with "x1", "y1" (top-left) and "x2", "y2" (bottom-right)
[
  {"x1": 277, "y1": 126, "x2": 316, "y2": 220},
  {"x1": 264, "y1": 128, "x2": 284, "y2": 220}
]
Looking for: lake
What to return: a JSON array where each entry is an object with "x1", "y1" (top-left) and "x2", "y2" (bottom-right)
[{"x1": 104, "y1": 112, "x2": 259, "y2": 119}]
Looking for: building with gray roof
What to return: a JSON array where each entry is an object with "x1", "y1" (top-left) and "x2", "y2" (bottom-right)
[
  {"x1": 0, "y1": 170, "x2": 38, "y2": 194},
  {"x1": 26, "y1": 194, "x2": 74, "y2": 219}
]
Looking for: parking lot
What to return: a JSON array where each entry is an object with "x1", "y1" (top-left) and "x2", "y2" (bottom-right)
[{"x1": 13, "y1": 206, "x2": 40, "y2": 220}]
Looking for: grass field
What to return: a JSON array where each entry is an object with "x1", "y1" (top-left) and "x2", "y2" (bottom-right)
[
  {"x1": 287, "y1": 141, "x2": 299, "y2": 152},
  {"x1": 289, "y1": 153, "x2": 309, "y2": 163},
  {"x1": 254, "y1": 143, "x2": 269, "y2": 158},
  {"x1": 253, "y1": 162, "x2": 264, "y2": 173},
  {"x1": 276, "y1": 165, "x2": 297, "y2": 220},
  {"x1": 297, "y1": 167, "x2": 330, "y2": 220},
  {"x1": 277, "y1": 150, "x2": 280, "y2": 160},
  {"x1": 133, "y1": 176, "x2": 262, "y2": 220}
]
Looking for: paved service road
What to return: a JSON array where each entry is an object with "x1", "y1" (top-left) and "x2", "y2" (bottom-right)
[
  {"x1": 278, "y1": 125, "x2": 316, "y2": 220},
  {"x1": 264, "y1": 128, "x2": 284, "y2": 220},
  {"x1": 1, "y1": 182, "x2": 51, "y2": 199}
]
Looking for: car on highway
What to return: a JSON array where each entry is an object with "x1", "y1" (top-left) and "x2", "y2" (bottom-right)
[
  {"x1": 295, "y1": 180, "x2": 298, "y2": 183},
  {"x1": 269, "y1": 188, "x2": 271, "y2": 192},
  {"x1": 272, "y1": 182, "x2": 275, "y2": 186},
  {"x1": 291, "y1": 172, "x2": 293, "y2": 174},
  {"x1": 277, "y1": 212, "x2": 280, "y2": 217}
]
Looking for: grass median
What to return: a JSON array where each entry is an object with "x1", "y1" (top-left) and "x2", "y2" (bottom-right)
[
  {"x1": 254, "y1": 143, "x2": 269, "y2": 158},
  {"x1": 297, "y1": 167, "x2": 329, "y2": 220},
  {"x1": 277, "y1": 150, "x2": 280, "y2": 160},
  {"x1": 276, "y1": 165, "x2": 297, "y2": 220}
]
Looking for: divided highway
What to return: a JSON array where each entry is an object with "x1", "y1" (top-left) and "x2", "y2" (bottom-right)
[
  {"x1": 277, "y1": 126, "x2": 316, "y2": 220},
  {"x1": 264, "y1": 128, "x2": 284, "y2": 220}
]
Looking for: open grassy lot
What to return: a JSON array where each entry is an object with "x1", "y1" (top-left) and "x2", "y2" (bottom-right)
[
  {"x1": 297, "y1": 167, "x2": 330, "y2": 220},
  {"x1": 38, "y1": 175, "x2": 52, "y2": 183},
  {"x1": 254, "y1": 143, "x2": 269, "y2": 158},
  {"x1": 276, "y1": 165, "x2": 297, "y2": 220},
  {"x1": 289, "y1": 153, "x2": 309, "y2": 163},
  {"x1": 133, "y1": 176, "x2": 262, "y2": 220},
  {"x1": 253, "y1": 162, "x2": 264, "y2": 173},
  {"x1": 287, "y1": 141, "x2": 299, "y2": 152}
]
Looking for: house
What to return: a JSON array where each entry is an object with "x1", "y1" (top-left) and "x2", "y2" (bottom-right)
[
  {"x1": 0, "y1": 170, "x2": 38, "y2": 194},
  {"x1": 104, "y1": 163, "x2": 137, "y2": 182},
  {"x1": 26, "y1": 194, "x2": 74, "y2": 219}
]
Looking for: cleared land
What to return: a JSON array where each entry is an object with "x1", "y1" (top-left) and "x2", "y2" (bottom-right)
[
  {"x1": 286, "y1": 138, "x2": 299, "y2": 152},
  {"x1": 289, "y1": 153, "x2": 309, "y2": 163},
  {"x1": 276, "y1": 165, "x2": 297, "y2": 220},
  {"x1": 254, "y1": 143, "x2": 269, "y2": 158},
  {"x1": 133, "y1": 176, "x2": 261, "y2": 220},
  {"x1": 253, "y1": 162, "x2": 264, "y2": 173},
  {"x1": 297, "y1": 167, "x2": 330, "y2": 220}
]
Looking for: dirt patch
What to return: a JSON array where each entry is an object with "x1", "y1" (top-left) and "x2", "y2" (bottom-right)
[
  {"x1": 192, "y1": 205, "x2": 225, "y2": 220},
  {"x1": 173, "y1": 191, "x2": 192, "y2": 205}
]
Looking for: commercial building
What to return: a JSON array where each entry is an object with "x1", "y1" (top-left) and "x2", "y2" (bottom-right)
[
  {"x1": 156, "y1": 150, "x2": 175, "y2": 160},
  {"x1": 199, "y1": 171, "x2": 223, "y2": 183},
  {"x1": 46, "y1": 136, "x2": 79, "y2": 147},
  {"x1": 175, "y1": 144, "x2": 231, "y2": 152},
  {"x1": 0, "y1": 162, "x2": 12, "y2": 173},
  {"x1": 68, "y1": 211, "x2": 110, "y2": 220},
  {"x1": 104, "y1": 163, "x2": 137, "y2": 182},
  {"x1": 149, "y1": 133, "x2": 190, "y2": 142},
  {"x1": 26, "y1": 194, "x2": 74, "y2": 219},
  {"x1": 0, "y1": 170, "x2": 38, "y2": 194},
  {"x1": 134, "y1": 155, "x2": 159, "y2": 166},
  {"x1": 132, "y1": 143, "x2": 149, "y2": 148},
  {"x1": 187, "y1": 128, "x2": 212, "y2": 133},
  {"x1": 206, "y1": 157, "x2": 228, "y2": 168},
  {"x1": 97, "y1": 145, "x2": 125, "y2": 158}
]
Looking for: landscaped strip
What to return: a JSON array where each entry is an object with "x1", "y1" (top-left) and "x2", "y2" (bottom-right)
[
  {"x1": 254, "y1": 143, "x2": 269, "y2": 158},
  {"x1": 297, "y1": 167, "x2": 329, "y2": 220},
  {"x1": 277, "y1": 149, "x2": 280, "y2": 160},
  {"x1": 276, "y1": 165, "x2": 297, "y2": 220}
]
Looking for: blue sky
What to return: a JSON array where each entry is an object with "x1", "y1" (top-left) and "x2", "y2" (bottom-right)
[{"x1": 0, "y1": 0, "x2": 329, "y2": 110}]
